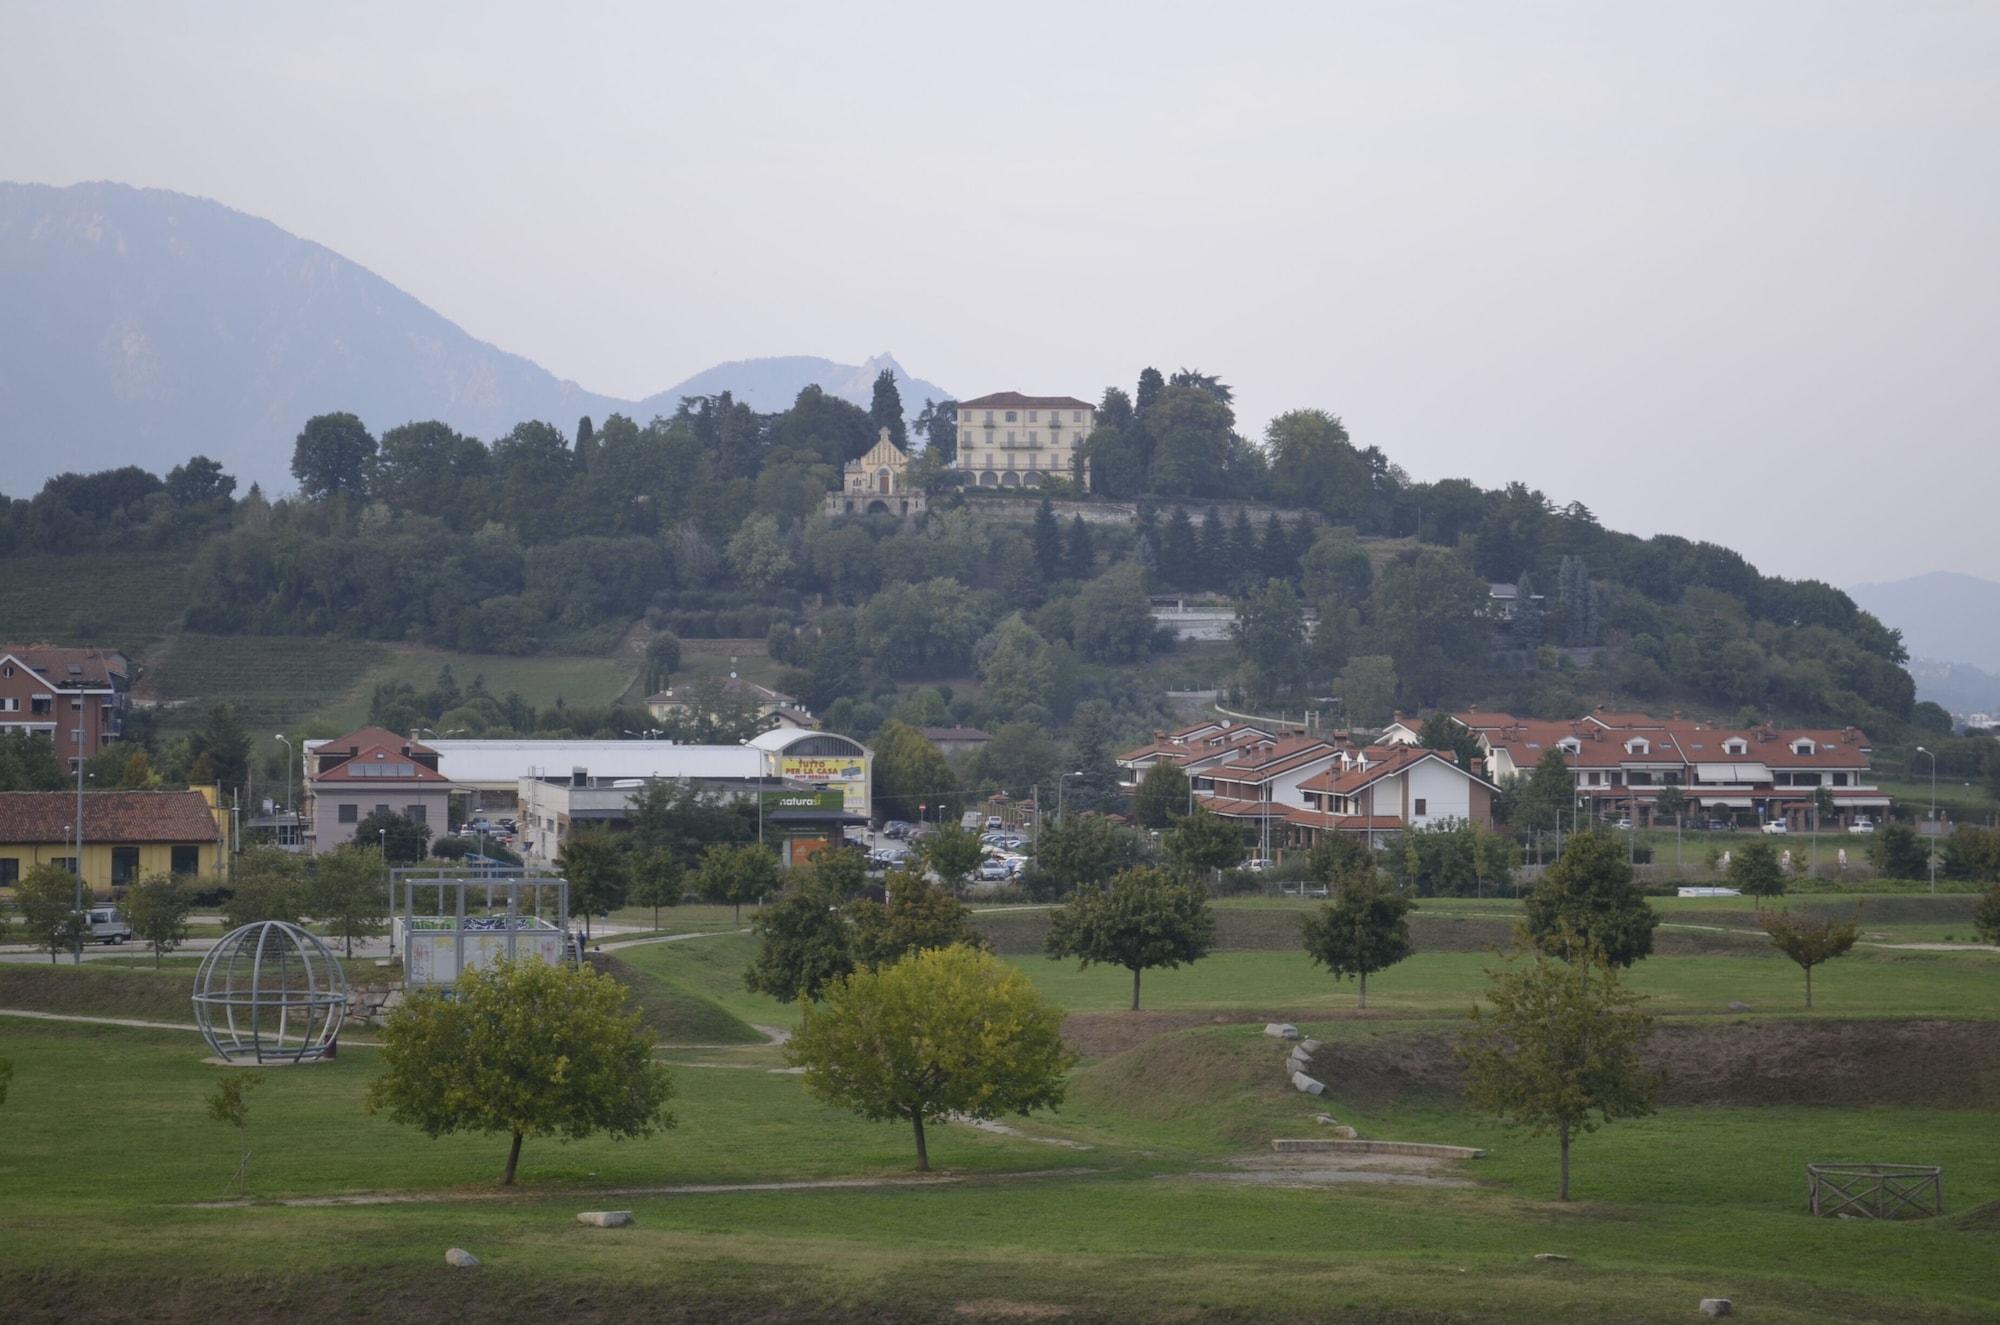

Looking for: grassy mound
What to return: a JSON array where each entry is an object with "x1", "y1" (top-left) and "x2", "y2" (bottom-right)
[
  {"x1": 0, "y1": 963, "x2": 196, "y2": 1022},
  {"x1": 589, "y1": 952, "x2": 765, "y2": 1045}
]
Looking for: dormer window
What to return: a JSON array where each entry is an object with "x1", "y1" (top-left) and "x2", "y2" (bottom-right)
[
  {"x1": 1625, "y1": 738, "x2": 1650, "y2": 755},
  {"x1": 1791, "y1": 739, "x2": 1816, "y2": 756},
  {"x1": 1559, "y1": 738, "x2": 1581, "y2": 755},
  {"x1": 1723, "y1": 738, "x2": 1748, "y2": 756}
]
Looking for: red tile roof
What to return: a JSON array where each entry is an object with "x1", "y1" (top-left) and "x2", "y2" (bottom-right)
[
  {"x1": 958, "y1": 392, "x2": 1096, "y2": 411},
  {"x1": 312, "y1": 741, "x2": 451, "y2": 784},
  {"x1": 319, "y1": 726, "x2": 439, "y2": 758},
  {"x1": 0, "y1": 790, "x2": 220, "y2": 844},
  {"x1": 1299, "y1": 747, "x2": 1499, "y2": 796},
  {"x1": 0, "y1": 645, "x2": 128, "y2": 689}
]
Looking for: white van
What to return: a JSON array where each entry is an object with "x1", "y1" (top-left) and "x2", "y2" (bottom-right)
[{"x1": 84, "y1": 906, "x2": 133, "y2": 944}]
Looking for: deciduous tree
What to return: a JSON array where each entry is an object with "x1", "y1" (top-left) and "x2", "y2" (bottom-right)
[
  {"x1": 1523, "y1": 831, "x2": 1658, "y2": 967},
  {"x1": 310, "y1": 844, "x2": 388, "y2": 956},
  {"x1": 1760, "y1": 905, "x2": 1861, "y2": 1008},
  {"x1": 559, "y1": 828, "x2": 629, "y2": 940},
  {"x1": 15, "y1": 863, "x2": 85, "y2": 963},
  {"x1": 1045, "y1": 867, "x2": 1214, "y2": 1011},
  {"x1": 1161, "y1": 807, "x2": 1244, "y2": 880},
  {"x1": 1457, "y1": 938, "x2": 1660, "y2": 1200},
  {"x1": 1975, "y1": 885, "x2": 2000, "y2": 945},
  {"x1": 367, "y1": 957, "x2": 675, "y2": 1185},
  {"x1": 1301, "y1": 876, "x2": 1415, "y2": 1008},
  {"x1": 205, "y1": 1071, "x2": 263, "y2": 1197},
  {"x1": 1132, "y1": 761, "x2": 1192, "y2": 829},
  {"x1": 290, "y1": 412, "x2": 377, "y2": 501},
  {"x1": 223, "y1": 845, "x2": 306, "y2": 928},
  {"x1": 1728, "y1": 839, "x2": 1785, "y2": 905},
  {"x1": 744, "y1": 880, "x2": 852, "y2": 1003},
  {"x1": 787, "y1": 945, "x2": 1073, "y2": 1171},
  {"x1": 694, "y1": 842, "x2": 781, "y2": 923},
  {"x1": 628, "y1": 849, "x2": 685, "y2": 929},
  {"x1": 917, "y1": 824, "x2": 987, "y2": 894},
  {"x1": 849, "y1": 868, "x2": 988, "y2": 969},
  {"x1": 123, "y1": 872, "x2": 193, "y2": 968}
]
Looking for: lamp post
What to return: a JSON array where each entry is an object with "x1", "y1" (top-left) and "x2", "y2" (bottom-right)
[
  {"x1": 275, "y1": 733, "x2": 294, "y2": 845},
  {"x1": 1057, "y1": 770, "x2": 1084, "y2": 824},
  {"x1": 72, "y1": 724, "x2": 86, "y2": 964},
  {"x1": 1904, "y1": 752, "x2": 1936, "y2": 896}
]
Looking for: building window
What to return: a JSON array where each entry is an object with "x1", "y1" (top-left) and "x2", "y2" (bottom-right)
[
  {"x1": 31, "y1": 696, "x2": 50, "y2": 715},
  {"x1": 1414, "y1": 798, "x2": 1427, "y2": 816},
  {"x1": 374, "y1": 804, "x2": 390, "y2": 818},
  {"x1": 171, "y1": 845, "x2": 200, "y2": 875},
  {"x1": 1007, "y1": 431, "x2": 1016, "y2": 444},
  {"x1": 1074, "y1": 410, "x2": 1084, "y2": 422},
  {"x1": 405, "y1": 804, "x2": 427, "y2": 824},
  {"x1": 337, "y1": 803, "x2": 358, "y2": 823},
  {"x1": 0, "y1": 858, "x2": 17, "y2": 885},
  {"x1": 111, "y1": 846, "x2": 140, "y2": 885},
  {"x1": 1005, "y1": 410, "x2": 1017, "y2": 422},
  {"x1": 1027, "y1": 410, "x2": 1038, "y2": 421},
  {"x1": 0, "y1": 697, "x2": 15, "y2": 711}
]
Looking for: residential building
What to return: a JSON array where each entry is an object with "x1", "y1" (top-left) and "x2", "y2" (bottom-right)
[
  {"x1": 302, "y1": 727, "x2": 453, "y2": 853},
  {"x1": 1116, "y1": 719, "x2": 1278, "y2": 790},
  {"x1": 955, "y1": 392, "x2": 1095, "y2": 491},
  {"x1": 826, "y1": 427, "x2": 927, "y2": 518},
  {"x1": 1286, "y1": 747, "x2": 1499, "y2": 849},
  {"x1": 1455, "y1": 707, "x2": 1886, "y2": 827},
  {"x1": 0, "y1": 645, "x2": 130, "y2": 768},
  {"x1": 0, "y1": 787, "x2": 226, "y2": 890}
]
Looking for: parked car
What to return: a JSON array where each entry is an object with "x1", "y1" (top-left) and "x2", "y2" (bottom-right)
[
  {"x1": 882, "y1": 821, "x2": 913, "y2": 840},
  {"x1": 1240, "y1": 857, "x2": 1275, "y2": 872},
  {"x1": 986, "y1": 816, "x2": 1004, "y2": 831},
  {"x1": 1761, "y1": 821, "x2": 1789, "y2": 835},
  {"x1": 1847, "y1": 818, "x2": 1876, "y2": 835},
  {"x1": 83, "y1": 906, "x2": 133, "y2": 945},
  {"x1": 977, "y1": 860, "x2": 1012, "y2": 881},
  {"x1": 1613, "y1": 818, "x2": 1633, "y2": 831}
]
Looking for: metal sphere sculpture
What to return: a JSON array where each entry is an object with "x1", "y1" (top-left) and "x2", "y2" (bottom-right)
[{"x1": 193, "y1": 920, "x2": 349, "y2": 1064}]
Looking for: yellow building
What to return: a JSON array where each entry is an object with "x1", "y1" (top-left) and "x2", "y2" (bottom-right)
[
  {"x1": 0, "y1": 787, "x2": 227, "y2": 891},
  {"x1": 826, "y1": 427, "x2": 927, "y2": 517}
]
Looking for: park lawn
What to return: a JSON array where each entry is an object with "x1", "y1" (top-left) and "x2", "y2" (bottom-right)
[
  {"x1": 611, "y1": 931, "x2": 796, "y2": 1031},
  {"x1": 1, "y1": 1018, "x2": 1996, "y2": 1323},
  {"x1": 1015, "y1": 942, "x2": 2000, "y2": 1020}
]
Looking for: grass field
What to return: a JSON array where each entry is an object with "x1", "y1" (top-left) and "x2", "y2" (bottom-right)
[
  {"x1": 139, "y1": 633, "x2": 389, "y2": 734},
  {"x1": 3, "y1": 896, "x2": 1996, "y2": 1322},
  {"x1": 316, "y1": 643, "x2": 643, "y2": 730}
]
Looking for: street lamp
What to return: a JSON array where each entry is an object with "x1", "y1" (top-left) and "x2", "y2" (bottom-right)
[
  {"x1": 1057, "y1": 770, "x2": 1085, "y2": 823},
  {"x1": 1904, "y1": 752, "x2": 1936, "y2": 896},
  {"x1": 275, "y1": 734, "x2": 294, "y2": 845},
  {"x1": 72, "y1": 723, "x2": 86, "y2": 964}
]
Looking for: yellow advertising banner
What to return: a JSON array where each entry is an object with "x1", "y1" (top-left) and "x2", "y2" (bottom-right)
[{"x1": 780, "y1": 755, "x2": 868, "y2": 812}]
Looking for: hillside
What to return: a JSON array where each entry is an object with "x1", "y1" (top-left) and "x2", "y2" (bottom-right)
[{"x1": 0, "y1": 181, "x2": 949, "y2": 494}]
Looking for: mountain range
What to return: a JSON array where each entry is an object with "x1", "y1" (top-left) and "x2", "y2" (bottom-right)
[
  {"x1": 1848, "y1": 571, "x2": 2000, "y2": 712},
  {"x1": 0, "y1": 181, "x2": 950, "y2": 495}
]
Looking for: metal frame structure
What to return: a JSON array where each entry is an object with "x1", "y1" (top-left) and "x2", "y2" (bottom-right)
[
  {"x1": 392, "y1": 865, "x2": 572, "y2": 990},
  {"x1": 192, "y1": 921, "x2": 348, "y2": 1064}
]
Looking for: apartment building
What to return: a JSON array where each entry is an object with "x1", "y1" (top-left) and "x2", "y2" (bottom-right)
[
  {"x1": 302, "y1": 726, "x2": 453, "y2": 853},
  {"x1": 0, "y1": 645, "x2": 130, "y2": 769},
  {"x1": 955, "y1": 392, "x2": 1095, "y2": 491}
]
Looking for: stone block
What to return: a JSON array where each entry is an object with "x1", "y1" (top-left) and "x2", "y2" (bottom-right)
[
  {"x1": 1532, "y1": 1253, "x2": 1570, "y2": 1263},
  {"x1": 1290, "y1": 1071, "x2": 1326, "y2": 1095},
  {"x1": 577, "y1": 1211, "x2": 633, "y2": 1228},
  {"x1": 1264, "y1": 1023, "x2": 1300, "y2": 1040},
  {"x1": 1699, "y1": 1300, "x2": 1733, "y2": 1318},
  {"x1": 446, "y1": 1248, "x2": 480, "y2": 1268}
]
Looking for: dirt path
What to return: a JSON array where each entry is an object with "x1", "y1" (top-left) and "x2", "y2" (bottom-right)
[
  {"x1": 189, "y1": 1167, "x2": 1102, "y2": 1210},
  {"x1": 597, "y1": 928, "x2": 748, "y2": 953},
  {"x1": 0, "y1": 1008, "x2": 203, "y2": 1033}
]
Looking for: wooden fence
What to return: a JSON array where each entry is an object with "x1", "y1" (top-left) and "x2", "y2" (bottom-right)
[{"x1": 1806, "y1": 1163, "x2": 1943, "y2": 1219}]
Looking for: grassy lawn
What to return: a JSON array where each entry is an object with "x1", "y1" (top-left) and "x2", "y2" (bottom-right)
[
  {"x1": 317, "y1": 644, "x2": 642, "y2": 731},
  {"x1": 4, "y1": 890, "x2": 1997, "y2": 1321}
]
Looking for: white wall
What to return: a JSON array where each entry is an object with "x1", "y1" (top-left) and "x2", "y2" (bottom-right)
[{"x1": 1406, "y1": 759, "x2": 1475, "y2": 828}]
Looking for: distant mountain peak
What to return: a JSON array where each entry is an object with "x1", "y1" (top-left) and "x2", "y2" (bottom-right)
[{"x1": 0, "y1": 181, "x2": 951, "y2": 493}]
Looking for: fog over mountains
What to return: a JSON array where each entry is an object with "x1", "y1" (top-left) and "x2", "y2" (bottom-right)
[
  {"x1": 0, "y1": 181, "x2": 949, "y2": 494},
  {"x1": 1848, "y1": 571, "x2": 2000, "y2": 711}
]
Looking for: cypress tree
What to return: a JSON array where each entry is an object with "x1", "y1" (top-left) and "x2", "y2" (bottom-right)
[
  {"x1": 1161, "y1": 508, "x2": 1199, "y2": 589},
  {"x1": 1032, "y1": 498, "x2": 1065, "y2": 585},
  {"x1": 1198, "y1": 507, "x2": 1228, "y2": 591},
  {"x1": 870, "y1": 370, "x2": 908, "y2": 448},
  {"x1": 1065, "y1": 515, "x2": 1096, "y2": 581}
]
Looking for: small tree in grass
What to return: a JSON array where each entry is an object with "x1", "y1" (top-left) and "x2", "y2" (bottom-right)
[
  {"x1": 1301, "y1": 876, "x2": 1415, "y2": 1009},
  {"x1": 850, "y1": 868, "x2": 987, "y2": 969},
  {"x1": 310, "y1": 845, "x2": 388, "y2": 956},
  {"x1": 628, "y1": 848, "x2": 684, "y2": 930},
  {"x1": 1975, "y1": 885, "x2": 2000, "y2": 945},
  {"x1": 1760, "y1": 905, "x2": 1861, "y2": 1009},
  {"x1": 124, "y1": 872, "x2": 194, "y2": 967},
  {"x1": 787, "y1": 944, "x2": 1074, "y2": 1171},
  {"x1": 1457, "y1": 934, "x2": 1660, "y2": 1200},
  {"x1": 744, "y1": 880, "x2": 852, "y2": 1003},
  {"x1": 1524, "y1": 830, "x2": 1658, "y2": 967},
  {"x1": 559, "y1": 828, "x2": 628, "y2": 942},
  {"x1": 695, "y1": 842, "x2": 781, "y2": 924},
  {"x1": 1728, "y1": 839, "x2": 1785, "y2": 906},
  {"x1": 15, "y1": 863, "x2": 86, "y2": 963},
  {"x1": 366, "y1": 957, "x2": 675, "y2": 1185},
  {"x1": 1044, "y1": 866, "x2": 1213, "y2": 1011},
  {"x1": 205, "y1": 1071, "x2": 263, "y2": 1197},
  {"x1": 223, "y1": 845, "x2": 306, "y2": 928},
  {"x1": 917, "y1": 824, "x2": 988, "y2": 895}
]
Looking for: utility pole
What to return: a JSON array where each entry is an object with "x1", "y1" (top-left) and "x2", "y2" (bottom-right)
[
  {"x1": 275, "y1": 733, "x2": 294, "y2": 847},
  {"x1": 1916, "y1": 746, "x2": 1938, "y2": 894}
]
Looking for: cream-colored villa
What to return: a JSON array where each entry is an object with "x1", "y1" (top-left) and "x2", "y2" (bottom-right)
[{"x1": 955, "y1": 392, "x2": 1093, "y2": 490}]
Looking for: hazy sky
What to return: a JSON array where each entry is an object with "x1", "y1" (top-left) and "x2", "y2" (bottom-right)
[{"x1": 4, "y1": 1, "x2": 1996, "y2": 585}]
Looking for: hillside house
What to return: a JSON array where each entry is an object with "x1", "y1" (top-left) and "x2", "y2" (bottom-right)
[
  {"x1": 955, "y1": 392, "x2": 1094, "y2": 490},
  {"x1": 0, "y1": 645, "x2": 130, "y2": 769},
  {"x1": 302, "y1": 727, "x2": 452, "y2": 853}
]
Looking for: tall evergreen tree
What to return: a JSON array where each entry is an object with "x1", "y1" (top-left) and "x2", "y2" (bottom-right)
[
  {"x1": 1135, "y1": 367, "x2": 1166, "y2": 414},
  {"x1": 1257, "y1": 513, "x2": 1295, "y2": 583},
  {"x1": 1228, "y1": 510, "x2": 1257, "y2": 592},
  {"x1": 1159, "y1": 508, "x2": 1199, "y2": 588},
  {"x1": 1031, "y1": 498, "x2": 1065, "y2": 584},
  {"x1": 1065, "y1": 515, "x2": 1096, "y2": 581},
  {"x1": 869, "y1": 369, "x2": 908, "y2": 448},
  {"x1": 1198, "y1": 507, "x2": 1229, "y2": 591}
]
